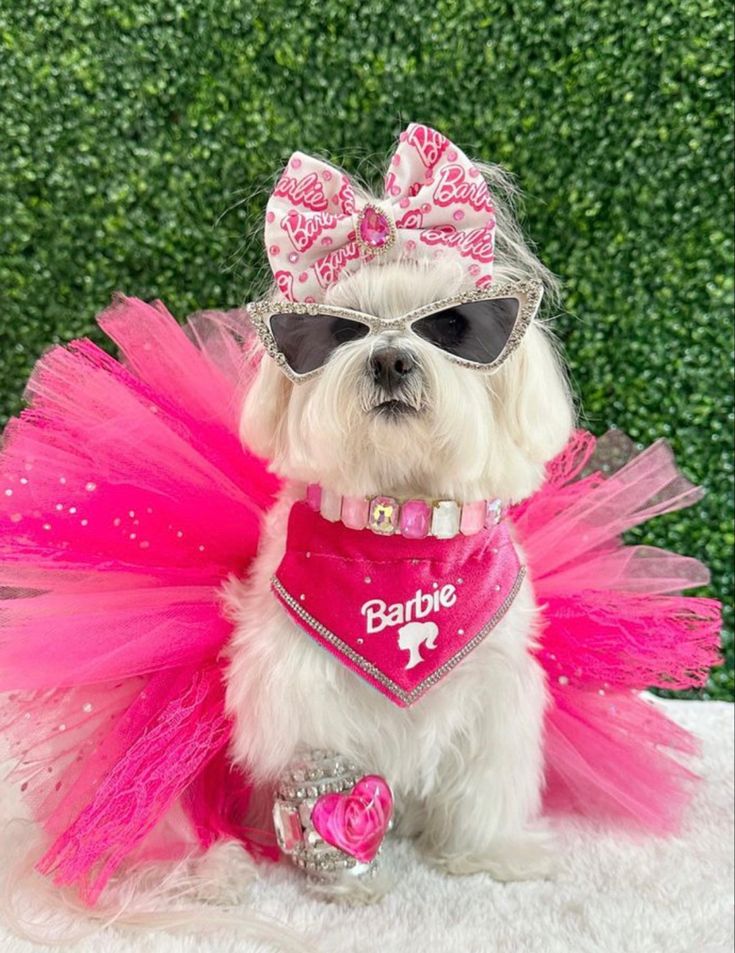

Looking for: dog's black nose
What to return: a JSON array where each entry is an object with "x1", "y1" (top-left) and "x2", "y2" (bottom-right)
[{"x1": 370, "y1": 346, "x2": 416, "y2": 393}]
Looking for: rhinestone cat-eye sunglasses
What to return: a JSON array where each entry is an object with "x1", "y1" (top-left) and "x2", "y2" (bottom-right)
[{"x1": 248, "y1": 279, "x2": 544, "y2": 383}]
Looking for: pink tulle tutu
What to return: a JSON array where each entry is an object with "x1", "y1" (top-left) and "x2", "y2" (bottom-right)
[{"x1": 0, "y1": 296, "x2": 721, "y2": 905}]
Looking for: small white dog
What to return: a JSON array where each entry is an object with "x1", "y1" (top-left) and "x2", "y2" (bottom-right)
[{"x1": 224, "y1": 160, "x2": 574, "y2": 901}]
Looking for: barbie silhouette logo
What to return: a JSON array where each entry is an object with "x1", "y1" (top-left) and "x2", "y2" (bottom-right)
[{"x1": 397, "y1": 621, "x2": 439, "y2": 670}]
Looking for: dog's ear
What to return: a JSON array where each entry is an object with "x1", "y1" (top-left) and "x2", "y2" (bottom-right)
[
  {"x1": 494, "y1": 322, "x2": 575, "y2": 468},
  {"x1": 240, "y1": 352, "x2": 292, "y2": 463}
]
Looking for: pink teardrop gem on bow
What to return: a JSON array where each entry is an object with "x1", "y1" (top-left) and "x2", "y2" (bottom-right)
[{"x1": 358, "y1": 206, "x2": 392, "y2": 249}]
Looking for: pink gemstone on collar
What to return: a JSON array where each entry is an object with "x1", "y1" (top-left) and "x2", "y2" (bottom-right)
[
  {"x1": 306, "y1": 484, "x2": 322, "y2": 512},
  {"x1": 399, "y1": 499, "x2": 431, "y2": 539},
  {"x1": 359, "y1": 206, "x2": 391, "y2": 249},
  {"x1": 460, "y1": 500, "x2": 486, "y2": 536},
  {"x1": 368, "y1": 496, "x2": 399, "y2": 535},
  {"x1": 320, "y1": 488, "x2": 342, "y2": 522},
  {"x1": 342, "y1": 495, "x2": 369, "y2": 530}
]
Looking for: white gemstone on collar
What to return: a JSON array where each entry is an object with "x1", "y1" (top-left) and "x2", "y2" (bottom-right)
[{"x1": 431, "y1": 500, "x2": 461, "y2": 539}]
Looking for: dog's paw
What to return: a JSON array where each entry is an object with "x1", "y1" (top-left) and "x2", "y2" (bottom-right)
[
  {"x1": 426, "y1": 828, "x2": 557, "y2": 882},
  {"x1": 185, "y1": 840, "x2": 259, "y2": 905},
  {"x1": 306, "y1": 866, "x2": 393, "y2": 906},
  {"x1": 392, "y1": 802, "x2": 426, "y2": 839}
]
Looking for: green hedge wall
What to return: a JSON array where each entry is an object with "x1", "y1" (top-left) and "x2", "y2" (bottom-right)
[{"x1": 1, "y1": 1, "x2": 732, "y2": 698}]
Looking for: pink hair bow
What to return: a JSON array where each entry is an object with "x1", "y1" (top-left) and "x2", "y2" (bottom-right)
[{"x1": 264, "y1": 123, "x2": 496, "y2": 302}]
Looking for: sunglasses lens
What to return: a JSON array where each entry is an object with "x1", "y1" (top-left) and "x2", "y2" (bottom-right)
[
  {"x1": 411, "y1": 297, "x2": 522, "y2": 365},
  {"x1": 269, "y1": 313, "x2": 370, "y2": 375}
]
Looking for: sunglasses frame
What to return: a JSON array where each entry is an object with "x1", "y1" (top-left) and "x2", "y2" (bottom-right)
[{"x1": 248, "y1": 278, "x2": 544, "y2": 383}]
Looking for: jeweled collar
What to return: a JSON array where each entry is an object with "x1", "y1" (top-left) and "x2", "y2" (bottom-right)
[{"x1": 303, "y1": 483, "x2": 506, "y2": 541}]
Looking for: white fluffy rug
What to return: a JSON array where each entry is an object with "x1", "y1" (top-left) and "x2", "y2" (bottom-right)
[{"x1": 1, "y1": 699, "x2": 733, "y2": 953}]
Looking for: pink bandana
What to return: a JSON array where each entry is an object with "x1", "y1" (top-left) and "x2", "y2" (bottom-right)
[
  {"x1": 272, "y1": 501, "x2": 524, "y2": 707},
  {"x1": 265, "y1": 123, "x2": 497, "y2": 302}
]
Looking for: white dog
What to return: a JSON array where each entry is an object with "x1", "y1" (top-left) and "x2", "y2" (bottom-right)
[{"x1": 224, "y1": 163, "x2": 574, "y2": 902}]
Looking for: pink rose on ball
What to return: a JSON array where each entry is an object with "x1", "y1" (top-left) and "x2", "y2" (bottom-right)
[{"x1": 311, "y1": 774, "x2": 393, "y2": 863}]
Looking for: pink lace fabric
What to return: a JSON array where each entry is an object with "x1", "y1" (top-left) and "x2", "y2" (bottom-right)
[{"x1": 0, "y1": 299, "x2": 722, "y2": 905}]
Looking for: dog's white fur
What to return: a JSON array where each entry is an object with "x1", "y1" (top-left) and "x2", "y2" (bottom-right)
[{"x1": 224, "y1": 165, "x2": 575, "y2": 901}]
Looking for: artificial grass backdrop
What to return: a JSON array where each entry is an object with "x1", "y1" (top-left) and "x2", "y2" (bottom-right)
[{"x1": 0, "y1": 2, "x2": 732, "y2": 698}]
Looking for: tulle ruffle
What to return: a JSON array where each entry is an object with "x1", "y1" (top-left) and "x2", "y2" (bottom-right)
[
  {"x1": 0, "y1": 299, "x2": 722, "y2": 904},
  {"x1": 512, "y1": 430, "x2": 721, "y2": 831},
  {"x1": 0, "y1": 297, "x2": 280, "y2": 904}
]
